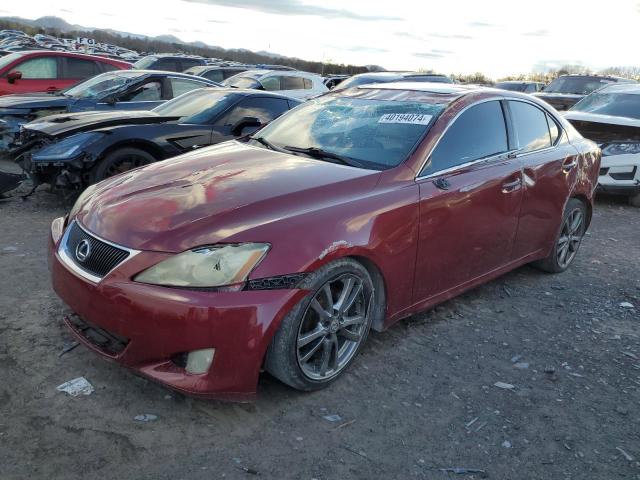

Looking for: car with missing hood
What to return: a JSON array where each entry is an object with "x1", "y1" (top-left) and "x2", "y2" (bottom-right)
[
  {"x1": 563, "y1": 83, "x2": 640, "y2": 206},
  {"x1": 20, "y1": 88, "x2": 300, "y2": 188},
  {"x1": 48, "y1": 82, "x2": 600, "y2": 401},
  {"x1": 0, "y1": 70, "x2": 219, "y2": 153},
  {"x1": 533, "y1": 74, "x2": 636, "y2": 111}
]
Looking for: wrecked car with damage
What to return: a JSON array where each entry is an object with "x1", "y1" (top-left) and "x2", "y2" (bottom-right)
[
  {"x1": 48, "y1": 82, "x2": 600, "y2": 401},
  {"x1": 0, "y1": 70, "x2": 219, "y2": 154},
  {"x1": 17, "y1": 87, "x2": 299, "y2": 189},
  {"x1": 563, "y1": 83, "x2": 640, "y2": 206}
]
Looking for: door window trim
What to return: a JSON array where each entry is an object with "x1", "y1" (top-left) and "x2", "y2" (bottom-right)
[
  {"x1": 505, "y1": 99, "x2": 562, "y2": 157},
  {"x1": 415, "y1": 96, "x2": 565, "y2": 181}
]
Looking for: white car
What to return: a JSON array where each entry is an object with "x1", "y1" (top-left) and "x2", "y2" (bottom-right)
[
  {"x1": 563, "y1": 83, "x2": 640, "y2": 207},
  {"x1": 223, "y1": 69, "x2": 328, "y2": 100}
]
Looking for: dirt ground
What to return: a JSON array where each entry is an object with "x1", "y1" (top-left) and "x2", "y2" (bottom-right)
[{"x1": 0, "y1": 189, "x2": 638, "y2": 480}]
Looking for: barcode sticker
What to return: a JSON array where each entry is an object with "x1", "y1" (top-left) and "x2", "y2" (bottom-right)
[{"x1": 378, "y1": 113, "x2": 433, "y2": 125}]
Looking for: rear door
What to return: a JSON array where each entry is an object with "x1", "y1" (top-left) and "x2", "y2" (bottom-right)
[
  {"x1": 508, "y1": 100, "x2": 580, "y2": 259},
  {"x1": 413, "y1": 100, "x2": 523, "y2": 302}
]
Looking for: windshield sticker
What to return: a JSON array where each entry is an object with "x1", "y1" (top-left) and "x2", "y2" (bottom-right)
[{"x1": 378, "y1": 113, "x2": 433, "y2": 125}]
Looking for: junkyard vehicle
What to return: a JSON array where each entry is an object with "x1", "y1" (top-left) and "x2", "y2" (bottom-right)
[
  {"x1": 533, "y1": 74, "x2": 636, "y2": 111},
  {"x1": 323, "y1": 75, "x2": 350, "y2": 89},
  {"x1": 494, "y1": 81, "x2": 545, "y2": 93},
  {"x1": 563, "y1": 83, "x2": 640, "y2": 206},
  {"x1": 333, "y1": 72, "x2": 453, "y2": 91},
  {"x1": 183, "y1": 65, "x2": 249, "y2": 83},
  {"x1": 0, "y1": 70, "x2": 219, "y2": 153},
  {"x1": 133, "y1": 54, "x2": 207, "y2": 72},
  {"x1": 22, "y1": 88, "x2": 299, "y2": 188},
  {"x1": 0, "y1": 50, "x2": 131, "y2": 96},
  {"x1": 49, "y1": 83, "x2": 600, "y2": 400},
  {"x1": 223, "y1": 70, "x2": 328, "y2": 100}
]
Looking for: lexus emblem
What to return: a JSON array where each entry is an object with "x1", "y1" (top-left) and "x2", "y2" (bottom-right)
[{"x1": 75, "y1": 239, "x2": 92, "y2": 263}]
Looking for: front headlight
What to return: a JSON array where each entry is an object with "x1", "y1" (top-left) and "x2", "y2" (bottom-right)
[
  {"x1": 601, "y1": 142, "x2": 640, "y2": 157},
  {"x1": 68, "y1": 184, "x2": 97, "y2": 219},
  {"x1": 32, "y1": 132, "x2": 103, "y2": 162},
  {"x1": 135, "y1": 243, "x2": 270, "y2": 288}
]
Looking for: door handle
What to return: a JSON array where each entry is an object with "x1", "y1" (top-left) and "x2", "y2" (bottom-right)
[
  {"x1": 46, "y1": 86, "x2": 59, "y2": 92},
  {"x1": 432, "y1": 178, "x2": 450, "y2": 190},
  {"x1": 562, "y1": 159, "x2": 577, "y2": 172},
  {"x1": 502, "y1": 178, "x2": 521, "y2": 193}
]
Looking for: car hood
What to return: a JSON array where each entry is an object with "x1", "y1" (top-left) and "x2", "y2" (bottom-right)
[
  {"x1": 77, "y1": 141, "x2": 381, "y2": 252},
  {"x1": 563, "y1": 111, "x2": 640, "y2": 128},
  {"x1": 0, "y1": 93, "x2": 70, "y2": 111},
  {"x1": 23, "y1": 110, "x2": 176, "y2": 137}
]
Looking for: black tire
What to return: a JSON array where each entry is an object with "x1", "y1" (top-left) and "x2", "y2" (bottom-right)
[
  {"x1": 533, "y1": 198, "x2": 587, "y2": 273},
  {"x1": 629, "y1": 192, "x2": 640, "y2": 208},
  {"x1": 265, "y1": 258, "x2": 379, "y2": 391},
  {"x1": 90, "y1": 147, "x2": 156, "y2": 183}
]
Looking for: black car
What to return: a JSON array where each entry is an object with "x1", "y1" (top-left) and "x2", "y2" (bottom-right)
[
  {"x1": 0, "y1": 70, "x2": 219, "y2": 153},
  {"x1": 184, "y1": 65, "x2": 249, "y2": 83},
  {"x1": 333, "y1": 72, "x2": 453, "y2": 90},
  {"x1": 133, "y1": 54, "x2": 208, "y2": 72},
  {"x1": 533, "y1": 74, "x2": 636, "y2": 111},
  {"x1": 21, "y1": 88, "x2": 300, "y2": 188}
]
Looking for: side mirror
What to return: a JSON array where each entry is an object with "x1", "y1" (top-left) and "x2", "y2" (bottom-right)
[
  {"x1": 231, "y1": 116, "x2": 261, "y2": 136},
  {"x1": 7, "y1": 70, "x2": 22, "y2": 84}
]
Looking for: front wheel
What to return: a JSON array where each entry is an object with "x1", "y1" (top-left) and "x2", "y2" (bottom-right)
[
  {"x1": 533, "y1": 198, "x2": 587, "y2": 273},
  {"x1": 90, "y1": 147, "x2": 155, "y2": 184},
  {"x1": 265, "y1": 258, "x2": 377, "y2": 391}
]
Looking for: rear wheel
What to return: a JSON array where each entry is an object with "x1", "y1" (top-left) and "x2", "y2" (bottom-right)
[
  {"x1": 629, "y1": 192, "x2": 640, "y2": 208},
  {"x1": 265, "y1": 258, "x2": 377, "y2": 391},
  {"x1": 533, "y1": 198, "x2": 587, "y2": 273},
  {"x1": 90, "y1": 147, "x2": 155, "y2": 183}
]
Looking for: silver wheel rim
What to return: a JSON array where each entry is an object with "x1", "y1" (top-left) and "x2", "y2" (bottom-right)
[
  {"x1": 296, "y1": 273, "x2": 369, "y2": 381},
  {"x1": 557, "y1": 208, "x2": 584, "y2": 268}
]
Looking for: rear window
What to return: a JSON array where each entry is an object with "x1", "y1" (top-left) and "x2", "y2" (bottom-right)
[
  {"x1": 509, "y1": 101, "x2": 551, "y2": 152},
  {"x1": 544, "y1": 76, "x2": 614, "y2": 95},
  {"x1": 571, "y1": 92, "x2": 640, "y2": 120}
]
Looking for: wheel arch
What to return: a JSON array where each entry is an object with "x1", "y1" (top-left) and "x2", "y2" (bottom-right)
[
  {"x1": 345, "y1": 254, "x2": 388, "y2": 332},
  {"x1": 95, "y1": 139, "x2": 166, "y2": 165},
  {"x1": 570, "y1": 193, "x2": 592, "y2": 229}
]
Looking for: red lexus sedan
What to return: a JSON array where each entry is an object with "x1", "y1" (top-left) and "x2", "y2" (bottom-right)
[
  {"x1": 0, "y1": 51, "x2": 131, "y2": 96},
  {"x1": 48, "y1": 83, "x2": 600, "y2": 400}
]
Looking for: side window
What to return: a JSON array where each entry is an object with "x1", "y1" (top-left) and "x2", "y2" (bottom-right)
[
  {"x1": 260, "y1": 76, "x2": 281, "y2": 91},
  {"x1": 218, "y1": 97, "x2": 289, "y2": 126},
  {"x1": 303, "y1": 78, "x2": 312, "y2": 89},
  {"x1": 423, "y1": 101, "x2": 508, "y2": 175},
  {"x1": 204, "y1": 70, "x2": 224, "y2": 83},
  {"x1": 524, "y1": 84, "x2": 536, "y2": 93},
  {"x1": 101, "y1": 63, "x2": 119, "y2": 73},
  {"x1": 119, "y1": 81, "x2": 162, "y2": 102},
  {"x1": 14, "y1": 57, "x2": 57, "y2": 79},
  {"x1": 154, "y1": 58, "x2": 180, "y2": 71},
  {"x1": 546, "y1": 113, "x2": 560, "y2": 145},
  {"x1": 64, "y1": 57, "x2": 100, "y2": 78},
  {"x1": 180, "y1": 59, "x2": 201, "y2": 71},
  {"x1": 223, "y1": 69, "x2": 243, "y2": 80},
  {"x1": 281, "y1": 76, "x2": 305, "y2": 90},
  {"x1": 509, "y1": 101, "x2": 551, "y2": 153},
  {"x1": 169, "y1": 78, "x2": 206, "y2": 98}
]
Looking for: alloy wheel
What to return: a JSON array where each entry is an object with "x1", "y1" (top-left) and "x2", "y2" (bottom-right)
[
  {"x1": 556, "y1": 207, "x2": 584, "y2": 269},
  {"x1": 296, "y1": 273, "x2": 369, "y2": 380},
  {"x1": 104, "y1": 154, "x2": 151, "y2": 178}
]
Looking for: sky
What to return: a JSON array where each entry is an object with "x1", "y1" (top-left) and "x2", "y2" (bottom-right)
[{"x1": 2, "y1": 0, "x2": 640, "y2": 78}]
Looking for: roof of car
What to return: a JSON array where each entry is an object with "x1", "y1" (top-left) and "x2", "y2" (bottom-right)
[
  {"x1": 236, "y1": 69, "x2": 321, "y2": 79},
  {"x1": 114, "y1": 69, "x2": 219, "y2": 82},
  {"x1": 359, "y1": 82, "x2": 475, "y2": 94},
  {"x1": 597, "y1": 83, "x2": 640, "y2": 94}
]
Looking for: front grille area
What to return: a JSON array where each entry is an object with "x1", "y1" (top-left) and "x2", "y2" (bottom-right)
[
  {"x1": 599, "y1": 167, "x2": 609, "y2": 176},
  {"x1": 610, "y1": 167, "x2": 637, "y2": 181},
  {"x1": 64, "y1": 222, "x2": 130, "y2": 278}
]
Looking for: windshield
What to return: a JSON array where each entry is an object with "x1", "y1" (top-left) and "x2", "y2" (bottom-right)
[
  {"x1": 224, "y1": 76, "x2": 261, "y2": 89},
  {"x1": 153, "y1": 88, "x2": 238, "y2": 123},
  {"x1": 0, "y1": 52, "x2": 23, "y2": 71},
  {"x1": 495, "y1": 82, "x2": 525, "y2": 92},
  {"x1": 254, "y1": 95, "x2": 445, "y2": 170},
  {"x1": 571, "y1": 92, "x2": 640, "y2": 120},
  {"x1": 334, "y1": 75, "x2": 399, "y2": 91},
  {"x1": 133, "y1": 56, "x2": 158, "y2": 69},
  {"x1": 64, "y1": 72, "x2": 142, "y2": 99},
  {"x1": 543, "y1": 77, "x2": 613, "y2": 95}
]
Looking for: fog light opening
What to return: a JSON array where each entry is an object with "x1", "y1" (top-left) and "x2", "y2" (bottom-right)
[{"x1": 185, "y1": 348, "x2": 215, "y2": 375}]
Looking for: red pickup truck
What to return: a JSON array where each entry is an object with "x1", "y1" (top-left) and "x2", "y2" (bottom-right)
[{"x1": 0, "y1": 50, "x2": 131, "y2": 96}]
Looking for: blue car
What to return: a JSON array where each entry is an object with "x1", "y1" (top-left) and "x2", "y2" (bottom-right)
[{"x1": 0, "y1": 70, "x2": 220, "y2": 152}]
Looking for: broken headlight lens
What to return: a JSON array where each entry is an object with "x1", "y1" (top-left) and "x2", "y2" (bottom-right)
[
  {"x1": 601, "y1": 142, "x2": 640, "y2": 157},
  {"x1": 32, "y1": 132, "x2": 104, "y2": 161},
  {"x1": 135, "y1": 243, "x2": 270, "y2": 288}
]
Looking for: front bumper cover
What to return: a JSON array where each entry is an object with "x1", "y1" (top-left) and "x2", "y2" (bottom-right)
[{"x1": 49, "y1": 218, "x2": 308, "y2": 401}]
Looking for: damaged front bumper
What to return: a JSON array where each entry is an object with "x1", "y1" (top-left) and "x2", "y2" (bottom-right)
[{"x1": 598, "y1": 153, "x2": 640, "y2": 196}]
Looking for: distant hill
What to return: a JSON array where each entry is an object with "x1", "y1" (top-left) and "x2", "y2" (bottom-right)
[{"x1": 0, "y1": 15, "x2": 370, "y2": 75}]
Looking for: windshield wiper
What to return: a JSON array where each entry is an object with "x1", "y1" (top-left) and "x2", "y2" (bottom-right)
[
  {"x1": 252, "y1": 136, "x2": 285, "y2": 152},
  {"x1": 283, "y1": 145, "x2": 361, "y2": 167}
]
